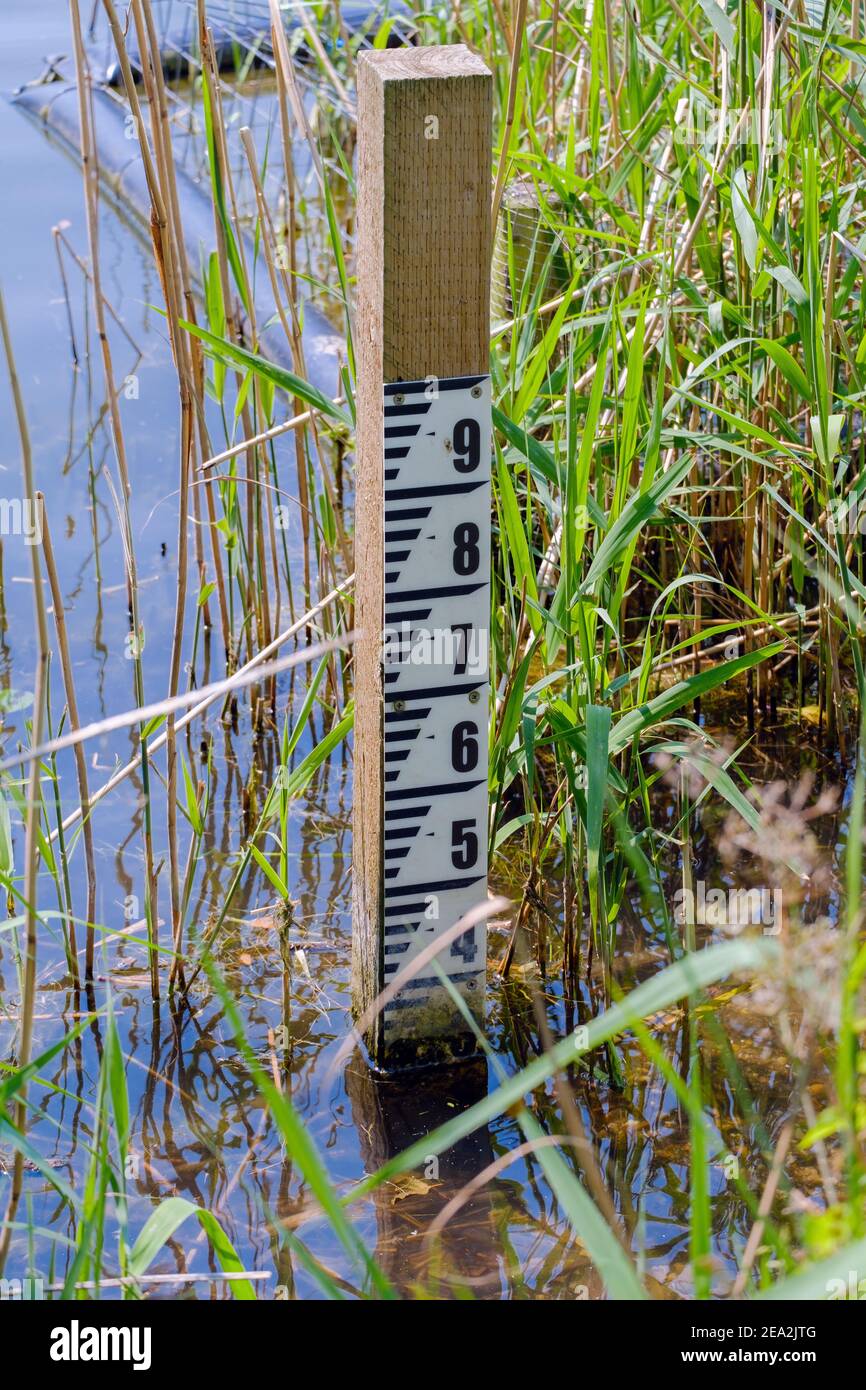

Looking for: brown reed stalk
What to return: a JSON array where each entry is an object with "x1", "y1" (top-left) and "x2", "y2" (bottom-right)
[
  {"x1": 74, "y1": 0, "x2": 160, "y2": 997},
  {"x1": 137, "y1": 0, "x2": 230, "y2": 661},
  {"x1": 196, "y1": 18, "x2": 267, "y2": 703},
  {"x1": 238, "y1": 127, "x2": 351, "y2": 578},
  {"x1": 266, "y1": 21, "x2": 314, "y2": 614},
  {"x1": 0, "y1": 290, "x2": 51, "y2": 1276},
  {"x1": 491, "y1": 0, "x2": 529, "y2": 228},
  {"x1": 39, "y1": 495, "x2": 97, "y2": 979},
  {"x1": 128, "y1": 0, "x2": 198, "y2": 971}
]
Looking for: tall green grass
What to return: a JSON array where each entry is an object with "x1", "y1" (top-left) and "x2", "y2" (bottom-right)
[{"x1": 2, "y1": 0, "x2": 866, "y2": 1300}]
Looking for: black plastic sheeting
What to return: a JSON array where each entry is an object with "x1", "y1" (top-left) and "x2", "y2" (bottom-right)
[
  {"x1": 103, "y1": 0, "x2": 417, "y2": 85},
  {"x1": 12, "y1": 80, "x2": 345, "y2": 397}
]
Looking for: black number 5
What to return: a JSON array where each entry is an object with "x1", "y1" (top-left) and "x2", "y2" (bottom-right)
[{"x1": 451, "y1": 819, "x2": 478, "y2": 869}]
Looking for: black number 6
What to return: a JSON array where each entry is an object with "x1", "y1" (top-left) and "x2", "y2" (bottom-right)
[{"x1": 451, "y1": 721, "x2": 479, "y2": 773}]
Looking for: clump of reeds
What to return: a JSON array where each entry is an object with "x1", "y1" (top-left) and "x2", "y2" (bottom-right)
[{"x1": 2, "y1": 0, "x2": 866, "y2": 1302}]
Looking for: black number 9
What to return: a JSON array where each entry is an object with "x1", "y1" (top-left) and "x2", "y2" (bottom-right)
[{"x1": 453, "y1": 417, "x2": 481, "y2": 473}]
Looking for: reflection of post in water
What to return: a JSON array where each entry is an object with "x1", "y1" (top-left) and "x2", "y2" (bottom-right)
[{"x1": 345, "y1": 1052, "x2": 499, "y2": 1297}]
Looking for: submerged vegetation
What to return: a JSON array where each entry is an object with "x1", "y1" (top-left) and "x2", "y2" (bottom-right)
[{"x1": 1, "y1": 0, "x2": 866, "y2": 1301}]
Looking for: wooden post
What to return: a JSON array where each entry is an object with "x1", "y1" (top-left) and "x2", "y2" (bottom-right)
[{"x1": 352, "y1": 45, "x2": 493, "y2": 1070}]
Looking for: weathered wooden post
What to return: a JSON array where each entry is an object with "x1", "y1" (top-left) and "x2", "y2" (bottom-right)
[{"x1": 352, "y1": 45, "x2": 493, "y2": 1070}]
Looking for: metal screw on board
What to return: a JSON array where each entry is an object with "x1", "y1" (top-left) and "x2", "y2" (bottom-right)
[
  {"x1": 393, "y1": 698, "x2": 406, "y2": 712},
  {"x1": 471, "y1": 385, "x2": 482, "y2": 398},
  {"x1": 468, "y1": 689, "x2": 480, "y2": 703},
  {"x1": 394, "y1": 392, "x2": 405, "y2": 405}
]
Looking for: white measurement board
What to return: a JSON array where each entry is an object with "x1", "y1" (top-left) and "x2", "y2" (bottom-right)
[{"x1": 379, "y1": 373, "x2": 491, "y2": 1045}]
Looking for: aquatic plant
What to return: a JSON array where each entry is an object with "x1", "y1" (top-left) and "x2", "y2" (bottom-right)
[{"x1": 0, "y1": 0, "x2": 865, "y2": 1302}]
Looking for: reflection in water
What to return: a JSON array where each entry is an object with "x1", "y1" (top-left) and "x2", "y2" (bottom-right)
[{"x1": 345, "y1": 1052, "x2": 496, "y2": 1297}]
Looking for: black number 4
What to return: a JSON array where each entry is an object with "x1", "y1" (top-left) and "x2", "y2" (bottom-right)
[{"x1": 451, "y1": 929, "x2": 478, "y2": 964}]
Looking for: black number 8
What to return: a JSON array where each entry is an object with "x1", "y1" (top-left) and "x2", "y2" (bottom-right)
[{"x1": 452, "y1": 522, "x2": 480, "y2": 575}]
